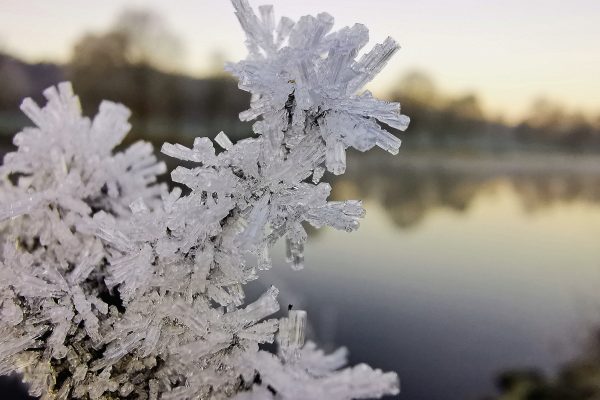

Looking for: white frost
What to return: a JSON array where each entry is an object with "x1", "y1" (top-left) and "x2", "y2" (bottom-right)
[{"x1": 0, "y1": 0, "x2": 407, "y2": 398}]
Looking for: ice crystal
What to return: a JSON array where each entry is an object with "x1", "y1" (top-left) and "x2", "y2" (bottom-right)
[
  {"x1": 0, "y1": 82, "x2": 166, "y2": 397},
  {"x1": 0, "y1": 1, "x2": 408, "y2": 399},
  {"x1": 227, "y1": 0, "x2": 409, "y2": 175},
  {"x1": 236, "y1": 312, "x2": 399, "y2": 400}
]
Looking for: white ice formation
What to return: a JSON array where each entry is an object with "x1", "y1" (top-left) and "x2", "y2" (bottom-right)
[{"x1": 0, "y1": 0, "x2": 408, "y2": 399}]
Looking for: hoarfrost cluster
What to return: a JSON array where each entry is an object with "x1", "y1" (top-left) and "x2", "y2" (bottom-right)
[{"x1": 0, "y1": 0, "x2": 408, "y2": 398}]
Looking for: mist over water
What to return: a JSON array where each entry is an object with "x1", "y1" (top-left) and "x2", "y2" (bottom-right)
[{"x1": 252, "y1": 152, "x2": 600, "y2": 400}]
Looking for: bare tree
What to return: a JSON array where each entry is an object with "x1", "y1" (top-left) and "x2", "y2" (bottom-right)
[{"x1": 112, "y1": 9, "x2": 182, "y2": 71}]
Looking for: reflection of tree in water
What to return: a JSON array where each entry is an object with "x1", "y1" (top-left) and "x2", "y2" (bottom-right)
[
  {"x1": 484, "y1": 330, "x2": 600, "y2": 400},
  {"x1": 329, "y1": 153, "x2": 600, "y2": 229}
]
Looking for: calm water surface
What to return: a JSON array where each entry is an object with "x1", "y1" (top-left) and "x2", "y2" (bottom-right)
[{"x1": 253, "y1": 153, "x2": 600, "y2": 400}]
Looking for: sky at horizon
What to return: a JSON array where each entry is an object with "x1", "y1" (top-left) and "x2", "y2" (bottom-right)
[{"x1": 1, "y1": 0, "x2": 599, "y2": 121}]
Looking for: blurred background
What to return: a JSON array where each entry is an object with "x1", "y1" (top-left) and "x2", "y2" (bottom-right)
[{"x1": 2, "y1": 1, "x2": 600, "y2": 399}]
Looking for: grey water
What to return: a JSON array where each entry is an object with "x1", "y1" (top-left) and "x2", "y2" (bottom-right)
[{"x1": 252, "y1": 152, "x2": 600, "y2": 400}]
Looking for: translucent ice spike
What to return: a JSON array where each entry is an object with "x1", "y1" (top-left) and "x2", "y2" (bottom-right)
[
  {"x1": 349, "y1": 37, "x2": 399, "y2": 93},
  {"x1": 275, "y1": 17, "x2": 295, "y2": 47},
  {"x1": 285, "y1": 238, "x2": 305, "y2": 271},
  {"x1": 285, "y1": 223, "x2": 307, "y2": 270},
  {"x1": 296, "y1": 342, "x2": 348, "y2": 376},
  {"x1": 312, "y1": 166, "x2": 325, "y2": 184},
  {"x1": 325, "y1": 138, "x2": 347, "y2": 175},
  {"x1": 232, "y1": 0, "x2": 276, "y2": 55},
  {"x1": 238, "y1": 194, "x2": 270, "y2": 248},
  {"x1": 91, "y1": 101, "x2": 132, "y2": 152},
  {"x1": 258, "y1": 5, "x2": 275, "y2": 33},
  {"x1": 289, "y1": 13, "x2": 334, "y2": 49},
  {"x1": 305, "y1": 200, "x2": 366, "y2": 232},
  {"x1": 374, "y1": 127, "x2": 402, "y2": 155},
  {"x1": 230, "y1": 286, "x2": 280, "y2": 325},
  {"x1": 214, "y1": 131, "x2": 234, "y2": 150},
  {"x1": 161, "y1": 137, "x2": 217, "y2": 164},
  {"x1": 19, "y1": 82, "x2": 80, "y2": 130},
  {"x1": 278, "y1": 310, "x2": 307, "y2": 361}
]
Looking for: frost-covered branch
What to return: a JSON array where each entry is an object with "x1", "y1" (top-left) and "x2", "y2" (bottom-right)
[{"x1": 0, "y1": 0, "x2": 408, "y2": 399}]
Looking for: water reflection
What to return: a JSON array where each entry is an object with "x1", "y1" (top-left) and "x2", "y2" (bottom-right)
[
  {"x1": 331, "y1": 153, "x2": 600, "y2": 229},
  {"x1": 485, "y1": 327, "x2": 600, "y2": 400},
  {"x1": 255, "y1": 153, "x2": 600, "y2": 400}
]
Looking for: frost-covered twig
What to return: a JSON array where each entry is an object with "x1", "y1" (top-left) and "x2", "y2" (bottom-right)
[{"x1": 0, "y1": 1, "x2": 408, "y2": 399}]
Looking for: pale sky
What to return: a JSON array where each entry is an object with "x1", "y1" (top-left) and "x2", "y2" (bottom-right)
[{"x1": 1, "y1": 0, "x2": 599, "y2": 121}]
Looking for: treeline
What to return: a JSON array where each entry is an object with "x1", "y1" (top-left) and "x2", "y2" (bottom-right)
[
  {"x1": 0, "y1": 50, "x2": 250, "y2": 148},
  {"x1": 390, "y1": 72, "x2": 600, "y2": 153},
  {"x1": 1, "y1": 9, "x2": 599, "y2": 153},
  {"x1": 0, "y1": 9, "x2": 250, "y2": 148}
]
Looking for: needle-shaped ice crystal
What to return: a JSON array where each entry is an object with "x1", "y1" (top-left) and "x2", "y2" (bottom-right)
[{"x1": 227, "y1": 0, "x2": 409, "y2": 175}]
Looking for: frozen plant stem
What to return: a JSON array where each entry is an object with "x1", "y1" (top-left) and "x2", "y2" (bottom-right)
[{"x1": 0, "y1": 0, "x2": 409, "y2": 399}]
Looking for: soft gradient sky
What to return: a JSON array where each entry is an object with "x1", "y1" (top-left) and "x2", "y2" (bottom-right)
[{"x1": 1, "y1": 0, "x2": 599, "y2": 121}]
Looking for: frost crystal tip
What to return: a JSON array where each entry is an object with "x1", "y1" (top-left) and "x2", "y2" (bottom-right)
[{"x1": 227, "y1": 0, "x2": 409, "y2": 175}]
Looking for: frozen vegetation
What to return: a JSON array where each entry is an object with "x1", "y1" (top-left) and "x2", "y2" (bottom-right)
[{"x1": 0, "y1": 0, "x2": 408, "y2": 398}]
